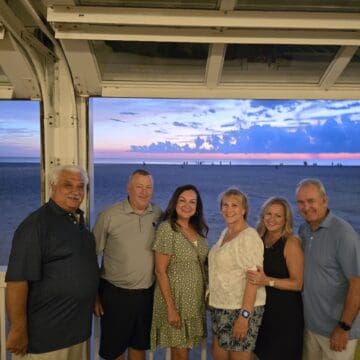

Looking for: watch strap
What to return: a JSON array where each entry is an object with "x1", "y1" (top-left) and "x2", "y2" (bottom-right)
[{"x1": 338, "y1": 321, "x2": 351, "y2": 331}]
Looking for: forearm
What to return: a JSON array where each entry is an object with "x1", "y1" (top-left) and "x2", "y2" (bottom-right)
[
  {"x1": 260, "y1": 276, "x2": 302, "y2": 291},
  {"x1": 339, "y1": 277, "x2": 360, "y2": 325},
  {"x1": 241, "y1": 281, "x2": 258, "y2": 313},
  {"x1": 6, "y1": 281, "x2": 28, "y2": 330},
  {"x1": 155, "y1": 270, "x2": 176, "y2": 310}
]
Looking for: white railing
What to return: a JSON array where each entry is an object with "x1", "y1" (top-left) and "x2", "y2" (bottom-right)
[{"x1": 0, "y1": 267, "x2": 7, "y2": 360}]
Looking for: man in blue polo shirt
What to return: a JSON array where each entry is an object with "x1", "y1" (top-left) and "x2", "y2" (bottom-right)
[
  {"x1": 6, "y1": 165, "x2": 99, "y2": 359},
  {"x1": 296, "y1": 178, "x2": 360, "y2": 360}
]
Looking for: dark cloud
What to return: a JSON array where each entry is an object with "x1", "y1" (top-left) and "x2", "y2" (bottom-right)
[
  {"x1": 221, "y1": 122, "x2": 236, "y2": 128},
  {"x1": 173, "y1": 121, "x2": 187, "y2": 127},
  {"x1": 119, "y1": 112, "x2": 137, "y2": 115},
  {"x1": 129, "y1": 119, "x2": 360, "y2": 153},
  {"x1": 110, "y1": 118, "x2": 125, "y2": 122}
]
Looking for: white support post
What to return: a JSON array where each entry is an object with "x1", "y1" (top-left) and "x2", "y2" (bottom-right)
[{"x1": 0, "y1": 267, "x2": 7, "y2": 360}]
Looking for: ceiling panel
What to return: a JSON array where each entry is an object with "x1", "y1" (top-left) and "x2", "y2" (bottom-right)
[
  {"x1": 93, "y1": 40, "x2": 208, "y2": 82},
  {"x1": 337, "y1": 47, "x2": 360, "y2": 83},
  {"x1": 222, "y1": 45, "x2": 340, "y2": 84},
  {"x1": 235, "y1": 0, "x2": 360, "y2": 12}
]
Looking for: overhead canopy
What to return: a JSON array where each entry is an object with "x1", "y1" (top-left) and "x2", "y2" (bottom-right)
[{"x1": 0, "y1": 0, "x2": 360, "y2": 100}]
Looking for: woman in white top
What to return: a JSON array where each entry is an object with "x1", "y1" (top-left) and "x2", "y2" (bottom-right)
[{"x1": 208, "y1": 188, "x2": 266, "y2": 360}]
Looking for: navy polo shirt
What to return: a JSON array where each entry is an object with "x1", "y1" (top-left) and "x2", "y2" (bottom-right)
[{"x1": 6, "y1": 199, "x2": 99, "y2": 353}]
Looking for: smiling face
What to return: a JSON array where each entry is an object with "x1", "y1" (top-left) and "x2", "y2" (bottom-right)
[
  {"x1": 175, "y1": 189, "x2": 197, "y2": 222},
  {"x1": 127, "y1": 173, "x2": 153, "y2": 213},
  {"x1": 51, "y1": 170, "x2": 85, "y2": 212},
  {"x1": 296, "y1": 183, "x2": 328, "y2": 230},
  {"x1": 221, "y1": 194, "x2": 246, "y2": 226},
  {"x1": 263, "y1": 203, "x2": 286, "y2": 236}
]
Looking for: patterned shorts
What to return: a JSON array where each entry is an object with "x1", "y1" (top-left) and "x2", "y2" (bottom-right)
[{"x1": 211, "y1": 306, "x2": 264, "y2": 352}]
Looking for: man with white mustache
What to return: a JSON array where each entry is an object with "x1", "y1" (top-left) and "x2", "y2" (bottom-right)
[{"x1": 6, "y1": 165, "x2": 99, "y2": 359}]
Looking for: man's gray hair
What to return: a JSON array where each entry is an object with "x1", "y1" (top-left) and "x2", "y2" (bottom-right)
[
  {"x1": 49, "y1": 165, "x2": 89, "y2": 187},
  {"x1": 296, "y1": 178, "x2": 327, "y2": 198}
]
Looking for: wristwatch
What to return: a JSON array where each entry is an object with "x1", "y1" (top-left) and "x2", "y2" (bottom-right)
[
  {"x1": 241, "y1": 309, "x2": 250, "y2": 319},
  {"x1": 268, "y1": 279, "x2": 275, "y2": 287},
  {"x1": 338, "y1": 321, "x2": 351, "y2": 331}
]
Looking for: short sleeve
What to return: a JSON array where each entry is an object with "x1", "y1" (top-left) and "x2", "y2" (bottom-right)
[
  {"x1": 93, "y1": 210, "x2": 109, "y2": 255},
  {"x1": 236, "y1": 228, "x2": 264, "y2": 271},
  {"x1": 6, "y1": 216, "x2": 42, "y2": 282},
  {"x1": 153, "y1": 221, "x2": 175, "y2": 256},
  {"x1": 336, "y1": 227, "x2": 360, "y2": 278}
]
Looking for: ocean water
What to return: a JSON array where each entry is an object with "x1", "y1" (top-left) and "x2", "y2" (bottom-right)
[{"x1": 1, "y1": 162, "x2": 360, "y2": 265}]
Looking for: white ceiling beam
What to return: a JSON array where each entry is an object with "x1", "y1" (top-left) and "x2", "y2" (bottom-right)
[
  {"x1": 0, "y1": 84, "x2": 14, "y2": 98},
  {"x1": 0, "y1": 23, "x2": 4, "y2": 39},
  {"x1": 47, "y1": 6, "x2": 360, "y2": 31},
  {"x1": 53, "y1": 25, "x2": 360, "y2": 46},
  {"x1": 0, "y1": 32, "x2": 41, "y2": 99},
  {"x1": 206, "y1": 44, "x2": 226, "y2": 88},
  {"x1": 60, "y1": 39, "x2": 101, "y2": 96},
  {"x1": 205, "y1": 0, "x2": 237, "y2": 87},
  {"x1": 101, "y1": 82, "x2": 360, "y2": 100},
  {"x1": 320, "y1": 46, "x2": 359, "y2": 90}
]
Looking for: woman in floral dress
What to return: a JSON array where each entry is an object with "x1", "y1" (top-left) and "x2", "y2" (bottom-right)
[{"x1": 150, "y1": 184, "x2": 209, "y2": 360}]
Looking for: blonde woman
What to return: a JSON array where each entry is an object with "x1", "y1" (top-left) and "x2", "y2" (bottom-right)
[
  {"x1": 247, "y1": 197, "x2": 304, "y2": 360},
  {"x1": 209, "y1": 188, "x2": 265, "y2": 360}
]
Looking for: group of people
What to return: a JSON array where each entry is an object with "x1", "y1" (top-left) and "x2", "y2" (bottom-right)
[{"x1": 5, "y1": 165, "x2": 360, "y2": 360}]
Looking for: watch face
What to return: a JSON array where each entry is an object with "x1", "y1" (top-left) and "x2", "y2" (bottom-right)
[{"x1": 241, "y1": 310, "x2": 250, "y2": 318}]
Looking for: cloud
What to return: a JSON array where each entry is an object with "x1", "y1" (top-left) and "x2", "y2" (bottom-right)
[
  {"x1": 110, "y1": 118, "x2": 126, "y2": 122},
  {"x1": 173, "y1": 121, "x2": 187, "y2": 127},
  {"x1": 221, "y1": 122, "x2": 236, "y2": 128},
  {"x1": 129, "y1": 118, "x2": 360, "y2": 153}
]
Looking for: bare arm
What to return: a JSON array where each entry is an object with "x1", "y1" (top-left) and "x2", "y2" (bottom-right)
[
  {"x1": 330, "y1": 276, "x2": 360, "y2": 351},
  {"x1": 6, "y1": 281, "x2": 29, "y2": 355},
  {"x1": 154, "y1": 251, "x2": 181, "y2": 328},
  {"x1": 233, "y1": 281, "x2": 258, "y2": 340},
  {"x1": 247, "y1": 236, "x2": 304, "y2": 291}
]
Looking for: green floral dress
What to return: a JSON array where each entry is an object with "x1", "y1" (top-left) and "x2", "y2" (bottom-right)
[{"x1": 150, "y1": 221, "x2": 208, "y2": 349}]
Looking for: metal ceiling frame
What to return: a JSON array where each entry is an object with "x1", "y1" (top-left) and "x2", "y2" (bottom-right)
[
  {"x1": 0, "y1": 1, "x2": 360, "y2": 100},
  {"x1": 47, "y1": 6, "x2": 360, "y2": 30}
]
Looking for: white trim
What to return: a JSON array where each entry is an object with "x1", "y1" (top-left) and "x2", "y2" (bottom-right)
[
  {"x1": 53, "y1": 25, "x2": 360, "y2": 46},
  {"x1": 47, "y1": 6, "x2": 360, "y2": 31}
]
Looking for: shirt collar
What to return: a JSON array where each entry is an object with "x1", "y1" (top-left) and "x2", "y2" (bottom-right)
[
  {"x1": 306, "y1": 209, "x2": 332, "y2": 231},
  {"x1": 124, "y1": 197, "x2": 153, "y2": 214},
  {"x1": 318, "y1": 209, "x2": 333, "y2": 229},
  {"x1": 48, "y1": 198, "x2": 84, "y2": 217}
]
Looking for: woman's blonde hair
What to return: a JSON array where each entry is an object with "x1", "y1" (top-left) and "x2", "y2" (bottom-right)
[
  {"x1": 257, "y1": 197, "x2": 293, "y2": 238},
  {"x1": 219, "y1": 187, "x2": 249, "y2": 220}
]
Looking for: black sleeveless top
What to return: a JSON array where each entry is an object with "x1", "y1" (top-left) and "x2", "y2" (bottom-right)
[{"x1": 255, "y1": 237, "x2": 304, "y2": 360}]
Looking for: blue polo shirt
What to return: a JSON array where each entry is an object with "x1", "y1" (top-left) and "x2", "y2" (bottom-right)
[
  {"x1": 6, "y1": 199, "x2": 99, "y2": 353},
  {"x1": 299, "y1": 211, "x2": 360, "y2": 339}
]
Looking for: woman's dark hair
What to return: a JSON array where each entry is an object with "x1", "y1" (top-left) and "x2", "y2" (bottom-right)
[{"x1": 163, "y1": 184, "x2": 209, "y2": 237}]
